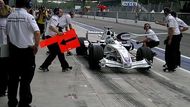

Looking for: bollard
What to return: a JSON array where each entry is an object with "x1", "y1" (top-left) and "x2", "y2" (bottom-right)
[{"x1": 116, "y1": 11, "x2": 118, "y2": 23}]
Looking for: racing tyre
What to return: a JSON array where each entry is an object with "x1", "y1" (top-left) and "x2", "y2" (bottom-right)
[
  {"x1": 88, "y1": 44, "x2": 104, "y2": 69},
  {"x1": 136, "y1": 47, "x2": 153, "y2": 72},
  {"x1": 136, "y1": 46, "x2": 154, "y2": 62},
  {"x1": 76, "y1": 37, "x2": 88, "y2": 55}
]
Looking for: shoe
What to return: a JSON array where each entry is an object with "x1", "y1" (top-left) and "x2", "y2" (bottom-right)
[
  {"x1": 68, "y1": 66, "x2": 72, "y2": 69},
  {"x1": 163, "y1": 68, "x2": 175, "y2": 72},
  {"x1": 66, "y1": 51, "x2": 73, "y2": 56},
  {"x1": 163, "y1": 64, "x2": 167, "y2": 68},
  {"x1": 18, "y1": 104, "x2": 31, "y2": 107},
  {"x1": 62, "y1": 66, "x2": 72, "y2": 72},
  {"x1": 39, "y1": 66, "x2": 49, "y2": 72}
]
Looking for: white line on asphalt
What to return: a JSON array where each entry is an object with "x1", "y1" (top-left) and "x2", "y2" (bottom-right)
[
  {"x1": 155, "y1": 47, "x2": 190, "y2": 60},
  {"x1": 74, "y1": 21, "x2": 103, "y2": 31},
  {"x1": 154, "y1": 57, "x2": 190, "y2": 74},
  {"x1": 151, "y1": 69, "x2": 171, "y2": 81},
  {"x1": 112, "y1": 78, "x2": 122, "y2": 80},
  {"x1": 126, "y1": 35, "x2": 190, "y2": 60}
]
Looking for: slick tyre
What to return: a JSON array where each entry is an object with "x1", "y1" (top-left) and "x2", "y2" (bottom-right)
[
  {"x1": 136, "y1": 47, "x2": 153, "y2": 72},
  {"x1": 136, "y1": 46, "x2": 154, "y2": 62},
  {"x1": 88, "y1": 44, "x2": 104, "y2": 70},
  {"x1": 76, "y1": 37, "x2": 87, "y2": 55}
]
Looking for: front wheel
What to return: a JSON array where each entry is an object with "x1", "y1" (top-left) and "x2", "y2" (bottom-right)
[
  {"x1": 88, "y1": 44, "x2": 104, "y2": 70},
  {"x1": 136, "y1": 46, "x2": 153, "y2": 72},
  {"x1": 136, "y1": 46, "x2": 154, "y2": 62}
]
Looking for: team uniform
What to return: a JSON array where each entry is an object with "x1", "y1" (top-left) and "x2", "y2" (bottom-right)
[
  {"x1": 165, "y1": 14, "x2": 181, "y2": 71},
  {"x1": 175, "y1": 17, "x2": 188, "y2": 66},
  {"x1": 176, "y1": 17, "x2": 189, "y2": 32},
  {"x1": 58, "y1": 14, "x2": 72, "y2": 30},
  {"x1": 145, "y1": 29, "x2": 160, "y2": 48},
  {"x1": 40, "y1": 15, "x2": 71, "y2": 71},
  {"x1": 58, "y1": 13, "x2": 74, "y2": 56},
  {"x1": 6, "y1": 8, "x2": 40, "y2": 107}
]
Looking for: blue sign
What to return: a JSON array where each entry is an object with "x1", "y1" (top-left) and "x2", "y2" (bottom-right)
[{"x1": 122, "y1": 1, "x2": 137, "y2": 6}]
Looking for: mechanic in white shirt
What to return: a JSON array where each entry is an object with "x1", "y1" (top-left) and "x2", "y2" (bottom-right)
[
  {"x1": 58, "y1": 11, "x2": 74, "y2": 31},
  {"x1": 6, "y1": 0, "x2": 40, "y2": 106},
  {"x1": 0, "y1": 0, "x2": 11, "y2": 97},
  {"x1": 170, "y1": 11, "x2": 189, "y2": 67},
  {"x1": 39, "y1": 8, "x2": 72, "y2": 72},
  {"x1": 58, "y1": 11, "x2": 74, "y2": 56},
  {"x1": 137, "y1": 23, "x2": 160, "y2": 48},
  {"x1": 163, "y1": 7, "x2": 181, "y2": 72},
  {"x1": 171, "y1": 11, "x2": 189, "y2": 33}
]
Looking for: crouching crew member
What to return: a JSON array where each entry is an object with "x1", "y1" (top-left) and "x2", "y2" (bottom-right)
[{"x1": 137, "y1": 23, "x2": 160, "y2": 48}]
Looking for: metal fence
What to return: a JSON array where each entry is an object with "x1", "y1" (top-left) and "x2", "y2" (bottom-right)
[{"x1": 84, "y1": 11, "x2": 190, "y2": 25}]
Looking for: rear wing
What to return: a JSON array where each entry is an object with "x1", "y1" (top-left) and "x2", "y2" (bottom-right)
[{"x1": 86, "y1": 31, "x2": 104, "y2": 40}]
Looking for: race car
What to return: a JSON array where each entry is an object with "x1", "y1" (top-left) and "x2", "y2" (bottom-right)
[{"x1": 76, "y1": 26, "x2": 153, "y2": 71}]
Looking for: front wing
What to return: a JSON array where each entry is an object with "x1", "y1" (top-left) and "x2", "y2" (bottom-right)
[{"x1": 100, "y1": 58, "x2": 151, "y2": 69}]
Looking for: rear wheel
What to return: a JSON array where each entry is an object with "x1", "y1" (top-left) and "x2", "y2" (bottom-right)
[
  {"x1": 76, "y1": 37, "x2": 88, "y2": 55},
  {"x1": 88, "y1": 44, "x2": 104, "y2": 69}
]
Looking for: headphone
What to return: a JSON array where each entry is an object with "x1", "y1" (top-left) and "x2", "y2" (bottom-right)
[
  {"x1": 53, "y1": 8, "x2": 60, "y2": 15},
  {"x1": 164, "y1": 7, "x2": 171, "y2": 15},
  {"x1": 171, "y1": 11, "x2": 177, "y2": 18}
]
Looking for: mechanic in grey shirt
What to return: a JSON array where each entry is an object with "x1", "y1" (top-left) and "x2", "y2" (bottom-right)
[
  {"x1": 39, "y1": 8, "x2": 72, "y2": 72},
  {"x1": 58, "y1": 11, "x2": 75, "y2": 56}
]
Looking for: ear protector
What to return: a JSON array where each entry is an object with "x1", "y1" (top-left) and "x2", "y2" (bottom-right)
[
  {"x1": 53, "y1": 8, "x2": 60, "y2": 15},
  {"x1": 171, "y1": 11, "x2": 177, "y2": 18},
  {"x1": 164, "y1": 7, "x2": 171, "y2": 14}
]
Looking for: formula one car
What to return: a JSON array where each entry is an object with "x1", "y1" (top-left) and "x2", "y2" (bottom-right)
[{"x1": 76, "y1": 26, "x2": 153, "y2": 71}]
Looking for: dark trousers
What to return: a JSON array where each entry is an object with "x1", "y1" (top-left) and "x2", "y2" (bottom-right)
[
  {"x1": 0, "y1": 57, "x2": 9, "y2": 95},
  {"x1": 176, "y1": 34, "x2": 183, "y2": 66},
  {"x1": 165, "y1": 34, "x2": 182, "y2": 70},
  {"x1": 8, "y1": 43, "x2": 35, "y2": 107},
  {"x1": 146, "y1": 40, "x2": 159, "y2": 48},
  {"x1": 37, "y1": 23, "x2": 45, "y2": 39},
  {"x1": 40, "y1": 36, "x2": 69, "y2": 69},
  {"x1": 37, "y1": 23, "x2": 45, "y2": 34}
]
